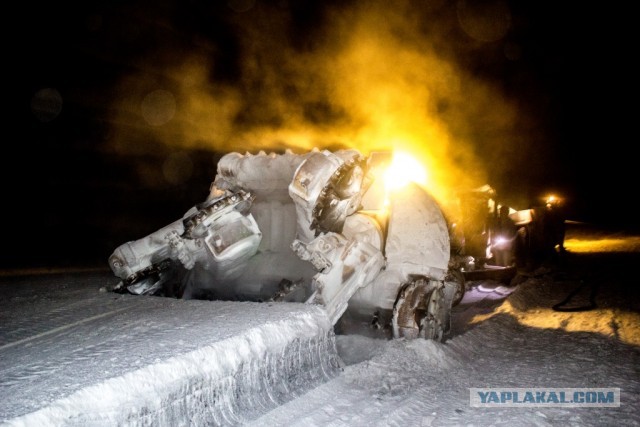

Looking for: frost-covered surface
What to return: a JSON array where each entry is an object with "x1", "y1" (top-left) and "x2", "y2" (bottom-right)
[
  {"x1": 0, "y1": 274, "x2": 341, "y2": 426},
  {"x1": 1, "y1": 227, "x2": 639, "y2": 426}
]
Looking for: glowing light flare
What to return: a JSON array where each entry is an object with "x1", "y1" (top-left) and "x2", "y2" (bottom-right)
[
  {"x1": 383, "y1": 151, "x2": 428, "y2": 191},
  {"x1": 543, "y1": 194, "x2": 563, "y2": 208},
  {"x1": 493, "y1": 236, "x2": 507, "y2": 246}
]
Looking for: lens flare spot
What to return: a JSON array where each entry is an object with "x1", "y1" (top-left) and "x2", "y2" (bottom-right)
[
  {"x1": 141, "y1": 89, "x2": 176, "y2": 126},
  {"x1": 31, "y1": 88, "x2": 63, "y2": 122},
  {"x1": 457, "y1": 0, "x2": 511, "y2": 43},
  {"x1": 227, "y1": 0, "x2": 255, "y2": 13}
]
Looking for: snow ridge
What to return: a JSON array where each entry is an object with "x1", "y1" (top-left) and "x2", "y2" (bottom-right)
[{"x1": 2, "y1": 310, "x2": 342, "y2": 427}]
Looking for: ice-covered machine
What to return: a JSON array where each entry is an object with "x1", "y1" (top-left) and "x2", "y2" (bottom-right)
[{"x1": 108, "y1": 148, "x2": 456, "y2": 341}]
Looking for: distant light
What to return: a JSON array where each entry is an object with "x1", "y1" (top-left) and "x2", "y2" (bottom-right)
[
  {"x1": 493, "y1": 236, "x2": 507, "y2": 245},
  {"x1": 544, "y1": 194, "x2": 563, "y2": 208}
]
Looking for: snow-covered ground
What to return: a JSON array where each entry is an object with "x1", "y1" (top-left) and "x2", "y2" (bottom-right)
[
  {"x1": 250, "y1": 226, "x2": 640, "y2": 426},
  {"x1": 1, "y1": 225, "x2": 639, "y2": 426}
]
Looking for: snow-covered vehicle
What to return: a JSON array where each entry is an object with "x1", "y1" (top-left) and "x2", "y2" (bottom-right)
[{"x1": 108, "y1": 149, "x2": 457, "y2": 341}]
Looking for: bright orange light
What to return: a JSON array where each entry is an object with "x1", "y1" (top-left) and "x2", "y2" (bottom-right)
[
  {"x1": 544, "y1": 194, "x2": 563, "y2": 207},
  {"x1": 383, "y1": 151, "x2": 428, "y2": 191}
]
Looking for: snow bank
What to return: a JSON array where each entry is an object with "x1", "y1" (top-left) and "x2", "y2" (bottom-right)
[{"x1": 0, "y1": 277, "x2": 342, "y2": 426}]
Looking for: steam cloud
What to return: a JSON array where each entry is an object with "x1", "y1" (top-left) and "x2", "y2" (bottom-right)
[{"x1": 110, "y1": 0, "x2": 533, "y2": 210}]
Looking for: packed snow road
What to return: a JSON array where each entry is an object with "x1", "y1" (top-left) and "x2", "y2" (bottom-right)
[{"x1": 1, "y1": 227, "x2": 639, "y2": 426}]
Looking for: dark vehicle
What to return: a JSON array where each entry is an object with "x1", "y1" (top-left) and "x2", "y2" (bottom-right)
[{"x1": 446, "y1": 188, "x2": 565, "y2": 305}]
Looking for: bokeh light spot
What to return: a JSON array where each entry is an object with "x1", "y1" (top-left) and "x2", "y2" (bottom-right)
[
  {"x1": 31, "y1": 88, "x2": 63, "y2": 122},
  {"x1": 228, "y1": 0, "x2": 255, "y2": 13},
  {"x1": 457, "y1": 0, "x2": 511, "y2": 43},
  {"x1": 141, "y1": 89, "x2": 176, "y2": 126},
  {"x1": 85, "y1": 14, "x2": 102, "y2": 32}
]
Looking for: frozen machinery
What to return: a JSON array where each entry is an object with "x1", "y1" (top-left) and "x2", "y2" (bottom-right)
[{"x1": 108, "y1": 149, "x2": 457, "y2": 341}]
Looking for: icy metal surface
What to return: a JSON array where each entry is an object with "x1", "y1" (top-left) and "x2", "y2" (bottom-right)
[
  {"x1": 104, "y1": 148, "x2": 455, "y2": 342},
  {"x1": 214, "y1": 150, "x2": 312, "y2": 202},
  {"x1": 0, "y1": 272, "x2": 341, "y2": 426},
  {"x1": 385, "y1": 182, "x2": 450, "y2": 280}
]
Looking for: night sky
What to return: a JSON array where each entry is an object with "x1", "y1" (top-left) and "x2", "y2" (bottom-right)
[{"x1": 6, "y1": 0, "x2": 633, "y2": 270}]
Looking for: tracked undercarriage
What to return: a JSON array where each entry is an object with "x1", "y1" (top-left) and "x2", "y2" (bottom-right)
[{"x1": 109, "y1": 148, "x2": 456, "y2": 341}]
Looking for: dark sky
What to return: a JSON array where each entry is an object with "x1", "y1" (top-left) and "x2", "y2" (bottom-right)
[{"x1": 6, "y1": 0, "x2": 633, "y2": 269}]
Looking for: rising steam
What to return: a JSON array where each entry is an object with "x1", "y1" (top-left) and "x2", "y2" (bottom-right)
[{"x1": 110, "y1": 0, "x2": 523, "y2": 209}]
